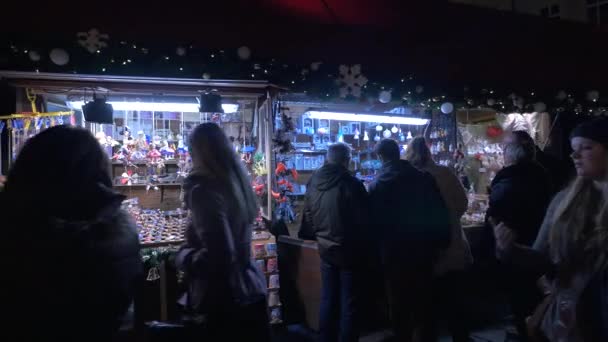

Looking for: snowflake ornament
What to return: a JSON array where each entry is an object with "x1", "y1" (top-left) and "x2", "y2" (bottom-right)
[
  {"x1": 337, "y1": 64, "x2": 368, "y2": 98},
  {"x1": 77, "y1": 28, "x2": 109, "y2": 53}
]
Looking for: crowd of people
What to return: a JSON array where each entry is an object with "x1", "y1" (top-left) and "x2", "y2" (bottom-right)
[
  {"x1": 299, "y1": 118, "x2": 608, "y2": 342},
  {"x1": 0, "y1": 117, "x2": 606, "y2": 342}
]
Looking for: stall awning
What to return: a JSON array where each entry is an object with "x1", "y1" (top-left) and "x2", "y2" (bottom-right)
[{"x1": 0, "y1": 71, "x2": 285, "y2": 98}]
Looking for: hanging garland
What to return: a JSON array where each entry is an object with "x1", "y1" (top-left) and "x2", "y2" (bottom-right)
[{"x1": 1, "y1": 30, "x2": 607, "y2": 118}]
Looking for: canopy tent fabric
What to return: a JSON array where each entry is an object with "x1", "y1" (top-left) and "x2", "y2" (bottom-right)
[{"x1": 496, "y1": 112, "x2": 552, "y2": 149}]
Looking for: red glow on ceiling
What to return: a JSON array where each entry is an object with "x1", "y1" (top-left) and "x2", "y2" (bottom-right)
[{"x1": 266, "y1": 0, "x2": 393, "y2": 25}]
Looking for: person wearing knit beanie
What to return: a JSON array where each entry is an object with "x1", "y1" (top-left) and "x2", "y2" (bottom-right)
[
  {"x1": 570, "y1": 117, "x2": 608, "y2": 147},
  {"x1": 569, "y1": 117, "x2": 608, "y2": 180}
]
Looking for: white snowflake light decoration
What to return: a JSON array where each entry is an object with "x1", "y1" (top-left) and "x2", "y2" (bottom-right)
[
  {"x1": 337, "y1": 64, "x2": 368, "y2": 98},
  {"x1": 77, "y1": 28, "x2": 109, "y2": 53}
]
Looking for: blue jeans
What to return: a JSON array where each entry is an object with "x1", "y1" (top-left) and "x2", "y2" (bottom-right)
[{"x1": 319, "y1": 260, "x2": 359, "y2": 342}]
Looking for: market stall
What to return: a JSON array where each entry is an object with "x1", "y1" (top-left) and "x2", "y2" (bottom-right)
[
  {"x1": 455, "y1": 108, "x2": 555, "y2": 227},
  {"x1": 0, "y1": 71, "x2": 284, "y2": 326},
  {"x1": 271, "y1": 99, "x2": 458, "y2": 329}
]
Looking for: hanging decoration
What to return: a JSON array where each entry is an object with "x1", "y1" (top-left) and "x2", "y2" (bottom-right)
[
  {"x1": 77, "y1": 28, "x2": 110, "y2": 53},
  {"x1": 176, "y1": 46, "x2": 187, "y2": 56},
  {"x1": 273, "y1": 162, "x2": 297, "y2": 223},
  {"x1": 440, "y1": 102, "x2": 454, "y2": 114},
  {"x1": 237, "y1": 46, "x2": 252, "y2": 60},
  {"x1": 1, "y1": 33, "x2": 607, "y2": 118},
  {"x1": 49, "y1": 48, "x2": 70, "y2": 65},
  {"x1": 337, "y1": 64, "x2": 368, "y2": 98},
  {"x1": 28, "y1": 50, "x2": 41, "y2": 62},
  {"x1": 378, "y1": 90, "x2": 392, "y2": 104}
]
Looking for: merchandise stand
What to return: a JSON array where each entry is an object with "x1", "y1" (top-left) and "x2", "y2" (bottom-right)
[{"x1": 0, "y1": 71, "x2": 284, "y2": 327}]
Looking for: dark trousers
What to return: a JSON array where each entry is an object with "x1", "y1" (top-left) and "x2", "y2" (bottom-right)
[
  {"x1": 385, "y1": 262, "x2": 435, "y2": 342},
  {"x1": 505, "y1": 274, "x2": 542, "y2": 342},
  {"x1": 430, "y1": 271, "x2": 472, "y2": 342},
  {"x1": 319, "y1": 259, "x2": 359, "y2": 342}
]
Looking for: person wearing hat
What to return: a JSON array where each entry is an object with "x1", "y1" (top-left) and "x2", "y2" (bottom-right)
[{"x1": 493, "y1": 118, "x2": 608, "y2": 341}]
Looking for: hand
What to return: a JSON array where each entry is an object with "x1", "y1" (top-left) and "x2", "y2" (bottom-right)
[{"x1": 490, "y1": 218, "x2": 516, "y2": 255}]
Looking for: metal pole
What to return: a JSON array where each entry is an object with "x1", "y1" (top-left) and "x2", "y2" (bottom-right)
[{"x1": 265, "y1": 92, "x2": 273, "y2": 220}]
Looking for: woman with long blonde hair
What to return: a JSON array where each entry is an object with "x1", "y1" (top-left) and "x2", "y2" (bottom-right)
[
  {"x1": 494, "y1": 118, "x2": 608, "y2": 341},
  {"x1": 175, "y1": 123, "x2": 269, "y2": 341}
]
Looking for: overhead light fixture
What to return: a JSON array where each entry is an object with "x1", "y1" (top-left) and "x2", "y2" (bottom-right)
[
  {"x1": 306, "y1": 111, "x2": 429, "y2": 126},
  {"x1": 82, "y1": 95, "x2": 114, "y2": 124},
  {"x1": 67, "y1": 101, "x2": 238, "y2": 113},
  {"x1": 199, "y1": 93, "x2": 224, "y2": 113}
]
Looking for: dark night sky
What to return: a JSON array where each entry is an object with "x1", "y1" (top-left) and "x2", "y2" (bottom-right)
[{"x1": 2, "y1": 0, "x2": 608, "y2": 89}]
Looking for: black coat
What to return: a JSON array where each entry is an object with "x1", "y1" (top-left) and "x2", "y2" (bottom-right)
[
  {"x1": 368, "y1": 160, "x2": 451, "y2": 265},
  {"x1": 175, "y1": 175, "x2": 266, "y2": 312},
  {"x1": 1, "y1": 189, "x2": 142, "y2": 342},
  {"x1": 298, "y1": 163, "x2": 369, "y2": 268},
  {"x1": 487, "y1": 161, "x2": 553, "y2": 247}
]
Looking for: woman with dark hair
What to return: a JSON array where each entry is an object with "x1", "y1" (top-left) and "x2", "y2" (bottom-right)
[
  {"x1": 175, "y1": 123, "x2": 269, "y2": 341},
  {"x1": 1, "y1": 125, "x2": 142, "y2": 341},
  {"x1": 494, "y1": 118, "x2": 608, "y2": 341},
  {"x1": 404, "y1": 136, "x2": 473, "y2": 342}
]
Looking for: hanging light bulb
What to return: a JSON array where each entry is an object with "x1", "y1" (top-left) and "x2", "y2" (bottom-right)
[
  {"x1": 376, "y1": 124, "x2": 383, "y2": 132},
  {"x1": 374, "y1": 133, "x2": 381, "y2": 142},
  {"x1": 407, "y1": 131, "x2": 413, "y2": 140},
  {"x1": 354, "y1": 128, "x2": 360, "y2": 140},
  {"x1": 391, "y1": 125, "x2": 399, "y2": 134},
  {"x1": 363, "y1": 131, "x2": 370, "y2": 141}
]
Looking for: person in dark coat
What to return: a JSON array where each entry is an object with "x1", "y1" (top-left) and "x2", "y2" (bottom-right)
[
  {"x1": 368, "y1": 139, "x2": 451, "y2": 342},
  {"x1": 505, "y1": 130, "x2": 573, "y2": 195},
  {"x1": 486, "y1": 130, "x2": 553, "y2": 342},
  {"x1": 175, "y1": 123, "x2": 269, "y2": 342},
  {"x1": 298, "y1": 142, "x2": 369, "y2": 342},
  {"x1": 1, "y1": 126, "x2": 142, "y2": 342}
]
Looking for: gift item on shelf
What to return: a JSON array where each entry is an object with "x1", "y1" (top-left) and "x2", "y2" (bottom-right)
[
  {"x1": 123, "y1": 200, "x2": 188, "y2": 246},
  {"x1": 256, "y1": 259, "x2": 267, "y2": 273},
  {"x1": 268, "y1": 292, "x2": 281, "y2": 307},
  {"x1": 269, "y1": 274, "x2": 280, "y2": 289},
  {"x1": 267, "y1": 258, "x2": 278, "y2": 273},
  {"x1": 253, "y1": 243, "x2": 267, "y2": 258},
  {"x1": 265, "y1": 243, "x2": 277, "y2": 257}
]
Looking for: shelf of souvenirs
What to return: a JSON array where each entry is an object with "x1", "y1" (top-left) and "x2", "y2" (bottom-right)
[
  {"x1": 461, "y1": 194, "x2": 489, "y2": 228},
  {"x1": 123, "y1": 199, "x2": 274, "y2": 247}
]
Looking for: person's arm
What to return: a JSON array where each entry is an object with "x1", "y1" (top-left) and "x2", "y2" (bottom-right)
[
  {"x1": 493, "y1": 193, "x2": 558, "y2": 273},
  {"x1": 297, "y1": 182, "x2": 315, "y2": 240}
]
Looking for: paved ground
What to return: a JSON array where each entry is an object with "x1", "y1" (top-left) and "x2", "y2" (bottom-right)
[{"x1": 272, "y1": 323, "x2": 517, "y2": 342}]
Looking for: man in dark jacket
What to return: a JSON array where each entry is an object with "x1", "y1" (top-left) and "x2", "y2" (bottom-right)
[
  {"x1": 368, "y1": 139, "x2": 451, "y2": 342},
  {"x1": 487, "y1": 131, "x2": 553, "y2": 342},
  {"x1": 298, "y1": 142, "x2": 368, "y2": 342}
]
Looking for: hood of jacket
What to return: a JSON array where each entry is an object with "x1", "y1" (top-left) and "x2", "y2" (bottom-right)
[
  {"x1": 376, "y1": 159, "x2": 419, "y2": 183},
  {"x1": 310, "y1": 163, "x2": 351, "y2": 191}
]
